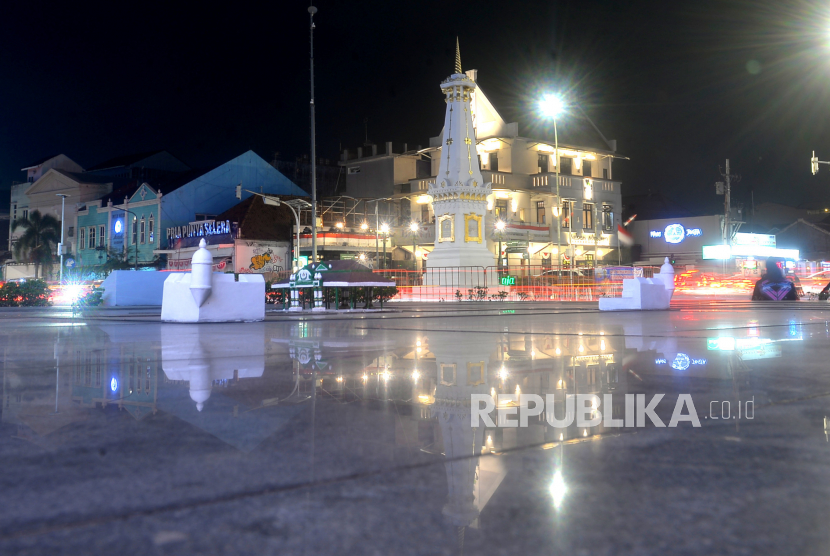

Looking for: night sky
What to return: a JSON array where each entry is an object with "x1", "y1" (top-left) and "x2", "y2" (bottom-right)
[{"x1": 2, "y1": 0, "x2": 830, "y2": 215}]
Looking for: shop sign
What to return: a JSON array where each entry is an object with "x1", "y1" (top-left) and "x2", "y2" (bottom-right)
[
  {"x1": 734, "y1": 233, "x2": 775, "y2": 247},
  {"x1": 167, "y1": 220, "x2": 237, "y2": 249},
  {"x1": 569, "y1": 234, "x2": 611, "y2": 246},
  {"x1": 500, "y1": 276, "x2": 516, "y2": 286},
  {"x1": 650, "y1": 224, "x2": 702, "y2": 243}
]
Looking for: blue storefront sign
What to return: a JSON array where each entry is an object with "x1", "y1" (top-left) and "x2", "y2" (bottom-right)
[{"x1": 111, "y1": 210, "x2": 125, "y2": 252}]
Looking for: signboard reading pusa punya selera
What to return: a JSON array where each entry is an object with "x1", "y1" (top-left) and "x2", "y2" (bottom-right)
[{"x1": 166, "y1": 220, "x2": 237, "y2": 249}]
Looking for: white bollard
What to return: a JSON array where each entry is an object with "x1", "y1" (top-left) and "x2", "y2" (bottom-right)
[{"x1": 189, "y1": 238, "x2": 213, "y2": 307}]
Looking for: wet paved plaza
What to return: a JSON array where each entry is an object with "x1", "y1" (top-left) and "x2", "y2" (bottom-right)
[{"x1": 2, "y1": 300, "x2": 830, "y2": 555}]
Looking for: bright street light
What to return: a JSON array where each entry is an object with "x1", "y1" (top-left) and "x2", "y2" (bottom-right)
[
  {"x1": 539, "y1": 94, "x2": 565, "y2": 118},
  {"x1": 495, "y1": 220, "x2": 506, "y2": 231},
  {"x1": 380, "y1": 223, "x2": 389, "y2": 234},
  {"x1": 409, "y1": 221, "x2": 418, "y2": 232},
  {"x1": 361, "y1": 222, "x2": 369, "y2": 231}
]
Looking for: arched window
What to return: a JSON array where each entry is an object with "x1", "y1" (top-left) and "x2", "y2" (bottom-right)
[
  {"x1": 139, "y1": 216, "x2": 146, "y2": 244},
  {"x1": 148, "y1": 214, "x2": 155, "y2": 244}
]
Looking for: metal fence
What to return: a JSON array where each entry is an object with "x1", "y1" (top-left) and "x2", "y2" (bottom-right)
[{"x1": 371, "y1": 265, "x2": 653, "y2": 302}]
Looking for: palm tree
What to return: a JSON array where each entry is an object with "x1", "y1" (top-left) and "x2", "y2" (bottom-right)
[{"x1": 11, "y1": 210, "x2": 61, "y2": 279}]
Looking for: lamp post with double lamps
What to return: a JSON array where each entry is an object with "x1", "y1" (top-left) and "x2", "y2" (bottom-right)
[
  {"x1": 380, "y1": 222, "x2": 390, "y2": 269},
  {"x1": 539, "y1": 93, "x2": 566, "y2": 271},
  {"x1": 495, "y1": 220, "x2": 506, "y2": 275}
]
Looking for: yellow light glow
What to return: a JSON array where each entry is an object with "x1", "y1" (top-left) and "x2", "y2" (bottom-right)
[
  {"x1": 409, "y1": 221, "x2": 419, "y2": 232},
  {"x1": 495, "y1": 191, "x2": 510, "y2": 199},
  {"x1": 362, "y1": 374, "x2": 368, "y2": 381},
  {"x1": 358, "y1": 253, "x2": 366, "y2": 261},
  {"x1": 578, "y1": 344, "x2": 585, "y2": 353},
  {"x1": 583, "y1": 429, "x2": 588, "y2": 437},
  {"x1": 600, "y1": 339, "x2": 606, "y2": 350},
  {"x1": 361, "y1": 222, "x2": 369, "y2": 230},
  {"x1": 491, "y1": 387, "x2": 496, "y2": 397},
  {"x1": 495, "y1": 220, "x2": 506, "y2": 231},
  {"x1": 418, "y1": 394, "x2": 432, "y2": 404},
  {"x1": 335, "y1": 222, "x2": 344, "y2": 229},
  {"x1": 336, "y1": 376, "x2": 343, "y2": 382},
  {"x1": 380, "y1": 223, "x2": 389, "y2": 234},
  {"x1": 537, "y1": 144, "x2": 556, "y2": 153},
  {"x1": 511, "y1": 198, "x2": 518, "y2": 212},
  {"x1": 499, "y1": 367, "x2": 508, "y2": 380},
  {"x1": 382, "y1": 370, "x2": 390, "y2": 381},
  {"x1": 554, "y1": 347, "x2": 561, "y2": 355},
  {"x1": 416, "y1": 195, "x2": 431, "y2": 204},
  {"x1": 412, "y1": 370, "x2": 420, "y2": 381},
  {"x1": 479, "y1": 138, "x2": 501, "y2": 152},
  {"x1": 559, "y1": 433, "x2": 564, "y2": 441},
  {"x1": 416, "y1": 340, "x2": 421, "y2": 347}
]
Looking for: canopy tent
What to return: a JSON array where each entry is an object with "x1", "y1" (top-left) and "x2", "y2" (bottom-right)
[{"x1": 272, "y1": 260, "x2": 396, "y2": 310}]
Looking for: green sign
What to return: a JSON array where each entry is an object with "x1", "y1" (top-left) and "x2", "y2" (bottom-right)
[
  {"x1": 295, "y1": 256, "x2": 309, "y2": 268},
  {"x1": 500, "y1": 275, "x2": 516, "y2": 286}
]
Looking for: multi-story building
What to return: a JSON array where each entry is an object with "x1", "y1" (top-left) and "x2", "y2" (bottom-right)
[
  {"x1": 331, "y1": 68, "x2": 624, "y2": 271},
  {"x1": 8, "y1": 154, "x2": 84, "y2": 252}
]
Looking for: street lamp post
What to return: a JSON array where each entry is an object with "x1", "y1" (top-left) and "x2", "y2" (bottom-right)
[
  {"x1": 495, "y1": 220, "x2": 506, "y2": 275},
  {"x1": 380, "y1": 222, "x2": 390, "y2": 269},
  {"x1": 409, "y1": 221, "x2": 419, "y2": 272},
  {"x1": 56, "y1": 194, "x2": 68, "y2": 283},
  {"x1": 539, "y1": 94, "x2": 565, "y2": 271},
  {"x1": 126, "y1": 211, "x2": 139, "y2": 271},
  {"x1": 308, "y1": 5, "x2": 318, "y2": 264}
]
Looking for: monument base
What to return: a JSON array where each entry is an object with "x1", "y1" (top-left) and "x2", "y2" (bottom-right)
[{"x1": 161, "y1": 273, "x2": 265, "y2": 322}]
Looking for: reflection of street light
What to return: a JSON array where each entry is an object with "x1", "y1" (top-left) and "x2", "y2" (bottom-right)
[{"x1": 539, "y1": 93, "x2": 566, "y2": 271}]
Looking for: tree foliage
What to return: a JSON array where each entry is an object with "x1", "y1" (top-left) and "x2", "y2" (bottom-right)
[{"x1": 11, "y1": 210, "x2": 60, "y2": 278}]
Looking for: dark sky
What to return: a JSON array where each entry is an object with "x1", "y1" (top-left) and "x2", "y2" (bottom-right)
[{"x1": 2, "y1": 0, "x2": 830, "y2": 215}]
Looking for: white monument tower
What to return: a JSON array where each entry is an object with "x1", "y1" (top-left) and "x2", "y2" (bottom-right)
[{"x1": 426, "y1": 40, "x2": 494, "y2": 283}]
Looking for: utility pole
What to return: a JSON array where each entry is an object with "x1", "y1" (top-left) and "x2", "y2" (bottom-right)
[
  {"x1": 718, "y1": 159, "x2": 739, "y2": 246},
  {"x1": 308, "y1": 5, "x2": 318, "y2": 263}
]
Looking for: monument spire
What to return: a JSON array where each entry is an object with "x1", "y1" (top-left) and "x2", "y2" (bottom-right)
[{"x1": 425, "y1": 42, "x2": 494, "y2": 280}]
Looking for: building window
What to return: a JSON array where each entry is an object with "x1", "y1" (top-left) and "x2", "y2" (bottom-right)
[
  {"x1": 79, "y1": 228, "x2": 85, "y2": 250},
  {"x1": 561, "y1": 201, "x2": 572, "y2": 229},
  {"x1": 149, "y1": 215, "x2": 154, "y2": 244},
  {"x1": 489, "y1": 153, "x2": 499, "y2": 172},
  {"x1": 139, "y1": 217, "x2": 146, "y2": 244},
  {"x1": 132, "y1": 218, "x2": 137, "y2": 245},
  {"x1": 559, "y1": 157, "x2": 572, "y2": 175},
  {"x1": 602, "y1": 205, "x2": 613, "y2": 232},
  {"x1": 583, "y1": 203, "x2": 594, "y2": 230},
  {"x1": 68, "y1": 226, "x2": 74, "y2": 238},
  {"x1": 583, "y1": 160, "x2": 592, "y2": 177},
  {"x1": 22, "y1": 209, "x2": 28, "y2": 221},
  {"x1": 12, "y1": 205, "x2": 16, "y2": 220},
  {"x1": 421, "y1": 204, "x2": 429, "y2": 222},
  {"x1": 536, "y1": 201, "x2": 546, "y2": 224},
  {"x1": 538, "y1": 154, "x2": 549, "y2": 174},
  {"x1": 98, "y1": 225, "x2": 105, "y2": 247},
  {"x1": 495, "y1": 199, "x2": 508, "y2": 220},
  {"x1": 88, "y1": 226, "x2": 96, "y2": 249},
  {"x1": 603, "y1": 168, "x2": 609, "y2": 179}
]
